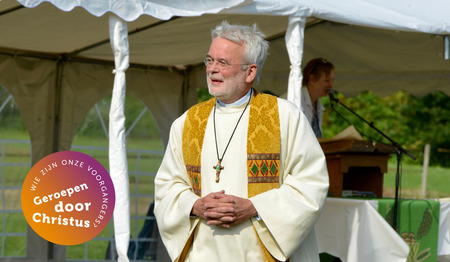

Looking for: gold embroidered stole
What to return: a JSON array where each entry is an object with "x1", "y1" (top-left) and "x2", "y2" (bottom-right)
[
  {"x1": 181, "y1": 90, "x2": 281, "y2": 261},
  {"x1": 182, "y1": 98, "x2": 215, "y2": 196},
  {"x1": 246, "y1": 91, "x2": 281, "y2": 197}
]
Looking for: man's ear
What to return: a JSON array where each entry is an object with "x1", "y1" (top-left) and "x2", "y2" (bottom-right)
[{"x1": 246, "y1": 64, "x2": 258, "y2": 83}]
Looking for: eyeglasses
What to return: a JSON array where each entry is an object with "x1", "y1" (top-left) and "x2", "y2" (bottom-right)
[{"x1": 204, "y1": 57, "x2": 249, "y2": 70}]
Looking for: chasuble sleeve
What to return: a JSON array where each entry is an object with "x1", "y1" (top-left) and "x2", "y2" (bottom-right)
[
  {"x1": 250, "y1": 98, "x2": 329, "y2": 260},
  {"x1": 154, "y1": 113, "x2": 200, "y2": 261}
]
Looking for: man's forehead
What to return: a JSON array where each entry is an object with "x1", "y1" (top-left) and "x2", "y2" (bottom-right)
[{"x1": 208, "y1": 37, "x2": 244, "y2": 60}]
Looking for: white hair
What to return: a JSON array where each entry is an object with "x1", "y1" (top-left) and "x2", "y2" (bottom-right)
[{"x1": 211, "y1": 21, "x2": 269, "y2": 84}]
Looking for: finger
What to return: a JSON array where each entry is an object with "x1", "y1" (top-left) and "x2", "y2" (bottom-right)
[
  {"x1": 205, "y1": 203, "x2": 234, "y2": 211},
  {"x1": 211, "y1": 191, "x2": 226, "y2": 199},
  {"x1": 204, "y1": 211, "x2": 235, "y2": 220},
  {"x1": 206, "y1": 219, "x2": 234, "y2": 228},
  {"x1": 214, "y1": 206, "x2": 235, "y2": 213},
  {"x1": 219, "y1": 215, "x2": 235, "y2": 223},
  {"x1": 204, "y1": 199, "x2": 234, "y2": 209},
  {"x1": 206, "y1": 219, "x2": 224, "y2": 226},
  {"x1": 213, "y1": 196, "x2": 235, "y2": 204}
]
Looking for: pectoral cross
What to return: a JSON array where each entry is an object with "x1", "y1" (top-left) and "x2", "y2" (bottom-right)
[{"x1": 213, "y1": 160, "x2": 224, "y2": 183}]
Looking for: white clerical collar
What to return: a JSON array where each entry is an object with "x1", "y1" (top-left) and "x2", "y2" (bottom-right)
[{"x1": 217, "y1": 89, "x2": 252, "y2": 107}]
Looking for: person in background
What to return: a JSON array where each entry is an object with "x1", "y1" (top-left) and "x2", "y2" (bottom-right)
[
  {"x1": 301, "y1": 58, "x2": 335, "y2": 138},
  {"x1": 154, "y1": 21, "x2": 329, "y2": 262}
]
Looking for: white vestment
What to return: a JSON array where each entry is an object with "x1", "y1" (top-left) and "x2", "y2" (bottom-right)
[{"x1": 154, "y1": 96, "x2": 329, "y2": 262}]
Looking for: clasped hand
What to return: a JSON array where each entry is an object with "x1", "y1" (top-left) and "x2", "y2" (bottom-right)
[{"x1": 191, "y1": 190, "x2": 257, "y2": 228}]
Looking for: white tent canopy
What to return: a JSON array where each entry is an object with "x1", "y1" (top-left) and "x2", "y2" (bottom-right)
[
  {"x1": 2, "y1": 1, "x2": 449, "y2": 101},
  {"x1": 1, "y1": 0, "x2": 450, "y2": 261}
]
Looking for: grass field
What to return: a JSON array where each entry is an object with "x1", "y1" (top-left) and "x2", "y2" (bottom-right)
[{"x1": 384, "y1": 159, "x2": 450, "y2": 199}]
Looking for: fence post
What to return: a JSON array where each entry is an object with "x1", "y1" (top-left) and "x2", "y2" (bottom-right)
[{"x1": 421, "y1": 143, "x2": 431, "y2": 198}]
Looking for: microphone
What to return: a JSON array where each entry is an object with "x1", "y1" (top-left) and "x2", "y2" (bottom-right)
[{"x1": 328, "y1": 89, "x2": 338, "y2": 103}]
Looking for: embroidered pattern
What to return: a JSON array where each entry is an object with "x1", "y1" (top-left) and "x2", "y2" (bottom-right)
[
  {"x1": 247, "y1": 91, "x2": 280, "y2": 197},
  {"x1": 185, "y1": 165, "x2": 201, "y2": 196},
  {"x1": 248, "y1": 153, "x2": 280, "y2": 183},
  {"x1": 182, "y1": 99, "x2": 215, "y2": 196}
]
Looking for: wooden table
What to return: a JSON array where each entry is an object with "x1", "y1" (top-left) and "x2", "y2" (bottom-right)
[
  {"x1": 324, "y1": 153, "x2": 390, "y2": 197},
  {"x1": 319, "y1": 139, "x2": 395, "y2": 198}
]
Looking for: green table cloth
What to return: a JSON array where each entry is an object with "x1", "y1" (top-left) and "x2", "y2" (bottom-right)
[{"x1": 377, "y1": 199, "x2": 440, "y2": 262}]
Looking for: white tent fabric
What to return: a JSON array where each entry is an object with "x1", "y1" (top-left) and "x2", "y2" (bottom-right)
[
  {"x1": 17, "y1": 0, "x2": 247, "y2": 21},
  {"x1": 108, "y1": 15, "x2": 131, "y2": 262},
  {"x1": 4, "y1": 0, "x2": 448, "y2": 99},
  {"x1": 285, "y1": 16, "x2": 306, "y2": 107},
  {"x1": 16, "y1": 0, "x2": 450, "y2": 34},
  {"x1": 1, "y1": 0, "x2": 450, "y2": 260}
]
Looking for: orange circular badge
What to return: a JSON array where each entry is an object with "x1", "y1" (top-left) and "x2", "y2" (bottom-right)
[{"x1": 21, "y1": 151, "x2": 115, "y2": 245}]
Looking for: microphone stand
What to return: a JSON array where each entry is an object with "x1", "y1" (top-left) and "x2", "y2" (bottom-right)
[{"x1": 329, "y1": 93, "x2": 416, "y2": 231}]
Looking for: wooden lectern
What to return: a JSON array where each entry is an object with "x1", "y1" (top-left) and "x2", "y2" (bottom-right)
[{"x1": 319, "y1": 139, "x2": 395, "y2": 198}]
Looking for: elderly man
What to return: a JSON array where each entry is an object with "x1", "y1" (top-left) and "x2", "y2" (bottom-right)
[{"x1": 154, "y1": 21, "x2": 329, "y2": 262}]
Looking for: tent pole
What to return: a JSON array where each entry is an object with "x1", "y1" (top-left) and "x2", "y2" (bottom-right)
[
  {"x1": 49, "y1": 55, "x2": 67, "y2": 262},
  {"x1": 444, "y1": 35, "x2": 449, "y2": 60},
  {"x1": 53, "y1": 58, "x2": 65, "y2": 153},
  {"x1": 182, "y1": 68, "x2": 190, "y2": 113}
]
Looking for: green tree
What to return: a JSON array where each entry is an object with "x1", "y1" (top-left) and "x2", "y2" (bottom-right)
[
  {"x1": 322, "y1": 90, "x2": 450, "y2": 167},
  {"x1": 404, "y1": 91, "x2": 450, "y2": 166}
]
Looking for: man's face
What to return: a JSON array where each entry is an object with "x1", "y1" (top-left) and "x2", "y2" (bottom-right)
[{"x1": 206, "y1": 37, "x2": 255, "y2": 103}]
